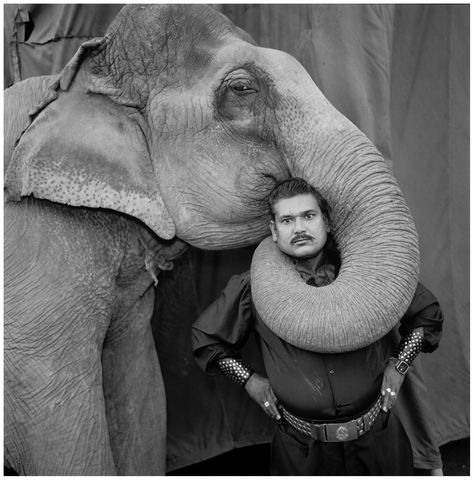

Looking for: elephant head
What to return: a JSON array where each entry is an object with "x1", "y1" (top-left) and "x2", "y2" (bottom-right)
[{"x1": 5, "y1": 5, "x2": 419, "y2": 352}]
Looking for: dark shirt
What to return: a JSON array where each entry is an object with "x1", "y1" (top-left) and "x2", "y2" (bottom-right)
[{"x1": 192, "y1": 261, "x2": 443, "y2": 420}]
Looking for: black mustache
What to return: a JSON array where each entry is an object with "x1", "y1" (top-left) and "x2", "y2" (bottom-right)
[{"x1": 291, "y1": 234, "x2": 314, "y2": 244}]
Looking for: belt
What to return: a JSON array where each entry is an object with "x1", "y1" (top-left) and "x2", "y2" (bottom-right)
[{"x1": 279, "y1": 396, "x2": 383, "y2": 442}]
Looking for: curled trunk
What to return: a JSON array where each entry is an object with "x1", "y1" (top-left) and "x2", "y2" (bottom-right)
[{"x1": 251, "y1": 78, "x2": 419, "y2": 353}]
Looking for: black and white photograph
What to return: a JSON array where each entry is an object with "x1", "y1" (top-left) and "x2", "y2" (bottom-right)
[{"x1": 4, "y1": 3, "x2": 469, "y2": 476}]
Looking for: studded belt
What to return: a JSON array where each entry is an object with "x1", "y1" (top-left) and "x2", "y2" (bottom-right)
[{"x1": 279, "y1": 395, "x2": 383, "y2": 442}]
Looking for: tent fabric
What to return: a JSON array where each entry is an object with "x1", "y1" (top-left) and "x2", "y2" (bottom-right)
[
  {"x1": 390, "y1": 5, "x2": 470, "y2": 446},
  {"x1": 3, "y1": 4, "x2": 469, "y2": 472},
  {"x1": 4, "y1": 4, "x2": 123, "y2": 86}
]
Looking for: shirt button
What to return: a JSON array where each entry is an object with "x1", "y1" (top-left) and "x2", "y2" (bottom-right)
[{"x1": 329, "y1": 369, "x2": 335, "y2": 374}]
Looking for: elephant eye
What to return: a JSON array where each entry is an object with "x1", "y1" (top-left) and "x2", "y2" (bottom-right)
[
  {"x1": 217, "y1": 69, "x2": 261, "y2": 123},
  {"x1": 230, "y1": 81, "x2": 257, "y2": 95},
  {"x1": 225, "y1": 69, "x2": 259, "y2": 96}
]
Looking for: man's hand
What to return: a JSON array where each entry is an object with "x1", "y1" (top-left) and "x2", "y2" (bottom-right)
[
  {"x1": 381, "y1": 361, "x2": 406, "y2": 412},
  {"x1": 245, "y1": 372, "x2": 281, "y2": 421}
]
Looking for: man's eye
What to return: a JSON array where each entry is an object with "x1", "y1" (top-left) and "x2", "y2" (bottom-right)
[
  {"x1": 281, "y1": 218, "x2": 292, "y2": 224},
  {"x1": 306, "y1": 213, "x2": 315, "y2": 219}
]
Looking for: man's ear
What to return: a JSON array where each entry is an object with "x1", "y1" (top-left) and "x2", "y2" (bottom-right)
[
  {"x1": 270, "y1": 220, "x2": 278, "y2": 241},
  {"x1": 5, "y1": 89, "x2": 175, "y2": 240}
]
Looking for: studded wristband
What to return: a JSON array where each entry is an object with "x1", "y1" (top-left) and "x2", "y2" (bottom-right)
[
  {"x1": 390, "y1": 330, "x2": 424, "y2": 375},
  {"x1": 216, "y1": 357, "x2": 253, "y2": 387}
]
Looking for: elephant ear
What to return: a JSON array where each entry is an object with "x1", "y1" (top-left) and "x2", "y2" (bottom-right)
[{"x1": 5, "y1": 82, "x2": 175, "y2": 240}]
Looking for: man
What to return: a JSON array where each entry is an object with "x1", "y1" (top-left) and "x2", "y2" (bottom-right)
[{"x1": 192, "y1": 178, "x2": 443, "y2": 475}]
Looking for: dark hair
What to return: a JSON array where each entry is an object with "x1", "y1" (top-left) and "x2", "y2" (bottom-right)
[
  {"x1": 268, "y1": 177, "x2": 340, "y2": 272},
  {"x1": 268, "y1": 177, "x2": 331, "y2": 222}
]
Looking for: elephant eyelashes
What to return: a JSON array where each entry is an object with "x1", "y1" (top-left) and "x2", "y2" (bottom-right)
[
  {"x1": 230, "y1": 82, "x2": 258, "y2": 95},
  {"x1": 223, "y1": 69, "x2": 259, "y2": 95}
]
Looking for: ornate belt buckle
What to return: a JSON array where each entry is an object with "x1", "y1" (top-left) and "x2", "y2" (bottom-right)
[{"x1": 324, "y1": 420, "x2": 359, "y2": 442}]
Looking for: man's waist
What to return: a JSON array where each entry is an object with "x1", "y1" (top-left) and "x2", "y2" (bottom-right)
[
  {"x1": 278, "y1": 390, "x2": 381, "y2": 422},
  {"x1": 258, "y1": 338, "x2": 386, "y2": 418},
  {"x1": 270, "y1": 376, "x2": 382, "y2": 420},
  {"x1": 278, "y1": 394, "x2": 383, "y2": 442}
]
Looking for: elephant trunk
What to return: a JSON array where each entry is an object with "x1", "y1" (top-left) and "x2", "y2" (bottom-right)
[{"x1": 251, "y1": 57, "x2": 419, "y2": 353}]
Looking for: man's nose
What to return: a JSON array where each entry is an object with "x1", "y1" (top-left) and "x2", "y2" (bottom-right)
[{"x1": 294, "y1": 217, "x2": 305, "y2": 232}]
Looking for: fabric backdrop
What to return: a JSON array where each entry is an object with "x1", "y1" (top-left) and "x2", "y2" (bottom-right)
[{"x1": 4, "y1": 4, "x2": 469, "y2": 472}]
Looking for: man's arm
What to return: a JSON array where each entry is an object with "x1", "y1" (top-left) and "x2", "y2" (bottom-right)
[
  {"x1": 398, "y1": 282, "x2": 444, "y2": 352},
  {"x1": 191, "y1": 272, "x2": 253, "y2": 373},
  {"x1": 191, "y1": 271, "x2": 280, "y2": 420},
  {"x1": 381, "y1": 282, "x2": 444, "y2": 412}
]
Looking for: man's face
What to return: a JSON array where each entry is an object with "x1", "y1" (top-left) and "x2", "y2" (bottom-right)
[{"x1": 270, "y1": 193, "x2": 330, "y2": 259}]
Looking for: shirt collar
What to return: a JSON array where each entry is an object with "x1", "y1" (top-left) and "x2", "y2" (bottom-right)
[{"x1": 291, "y1": 250, "x2": 337, "y2": 287}]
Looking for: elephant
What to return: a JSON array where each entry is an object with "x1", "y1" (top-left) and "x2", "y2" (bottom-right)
[{"x1": 4, "y1": 4, "x2": 419, "y2": 476}]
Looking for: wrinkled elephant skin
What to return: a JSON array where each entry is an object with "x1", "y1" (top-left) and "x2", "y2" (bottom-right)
[{"x1": 4, "y1": 4, "x2": 419, "y2": 476}]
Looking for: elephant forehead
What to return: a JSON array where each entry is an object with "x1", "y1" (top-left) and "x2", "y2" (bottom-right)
[
  {"x1": 111, "y1": 4, "x2": 254, "y2": 48},
  {"x1": 104, "y1": 5, "x2": 255, "y2": 86}
]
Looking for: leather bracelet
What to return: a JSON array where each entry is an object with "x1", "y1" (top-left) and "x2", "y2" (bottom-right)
[
  {"x1": 216, "y1": 357, "x2": 253, "y2": 387},
  {"x1": 390, "y1": 330, "x2": 424, "y2": 374}
]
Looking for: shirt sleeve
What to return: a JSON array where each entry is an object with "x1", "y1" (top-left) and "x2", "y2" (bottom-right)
[
  {"x1": 191, "y1": 270, "x2": 254, "y2": 374},
  {"x1": 399, "y1": 282, "x2": 444, "y2": 353}
]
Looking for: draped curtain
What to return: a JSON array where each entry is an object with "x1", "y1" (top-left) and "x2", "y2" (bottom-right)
[{"x1": 4, "y1": 4, "x2": 469, "y2": 471}]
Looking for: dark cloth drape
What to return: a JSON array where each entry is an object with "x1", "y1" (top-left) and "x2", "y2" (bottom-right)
[{"x1": 4, "y1": 4, "x2": 468, "y2": 471}]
